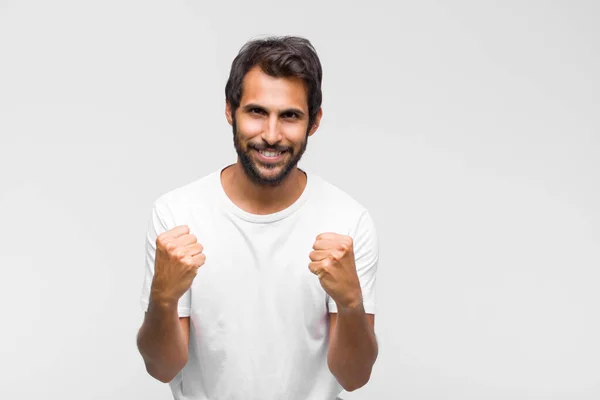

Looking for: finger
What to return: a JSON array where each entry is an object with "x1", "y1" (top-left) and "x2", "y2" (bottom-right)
[
  {"x1": 183, "y1": 242, "x2": 204, "y2": 256},
  {"x1": 176, "y1": 233, "x2": 198, "y2": 246},
  {"x1": 312, "y1": 239, "x2": 339, "y2": 251},
  {"x1": 309, "y1": 261, "x2": 330, "y2": 279},
  {"x1": 309, "y1": 250, "x2": 330, "y2": 262},
  {"x1": 168, "y1": 225, "x2": 190, "y2": 238},
  {"x1": 189, "y1": 252, "x2": 206, "y2": 269},
  {"x1": 308, "y1": 261, "x2": 323, "y2": 276},
  {"x1": 315, "y1": 232, "x2": 342, "y2": 241}
]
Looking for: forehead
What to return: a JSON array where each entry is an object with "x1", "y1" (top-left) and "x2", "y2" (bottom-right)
[{"x1": 240, "y1": 66, "x2": 308, "y2": 111}]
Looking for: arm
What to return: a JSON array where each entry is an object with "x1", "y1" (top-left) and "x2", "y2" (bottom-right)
[
  {"x1": 309, "y1": 210, "x2": 380, "y2": 391},
  {"x1": 136, "y1": 301, "x2": 190, "y2": 383},
  {"x1": 137, "y1": 216, "x2": 205, "y2": 383},
  {"x1": 328, "y1": 307, "x2": 378, "y2": 391}
]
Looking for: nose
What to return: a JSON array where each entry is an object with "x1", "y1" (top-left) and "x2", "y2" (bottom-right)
[{"x1": 261, "y1": 114, "x2": 282, "y2": 145}]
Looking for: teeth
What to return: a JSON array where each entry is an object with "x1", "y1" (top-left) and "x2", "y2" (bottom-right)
[{"x1": 259, "y1": 150, "x2": 282, "y2": 157}]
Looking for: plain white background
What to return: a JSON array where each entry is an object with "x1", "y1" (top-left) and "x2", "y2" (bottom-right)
[{"x1": 1, "y1": 1, "x2": 599, "y2": 399}]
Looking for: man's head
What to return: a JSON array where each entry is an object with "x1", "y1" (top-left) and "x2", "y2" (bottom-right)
[{"x1": 225, "y1": 36, "x2": 323, "y2": 186}]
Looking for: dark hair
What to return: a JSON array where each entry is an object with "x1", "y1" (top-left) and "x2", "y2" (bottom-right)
[{"x1": 225, "y1": 35, "x2": 323, "y2": 130}]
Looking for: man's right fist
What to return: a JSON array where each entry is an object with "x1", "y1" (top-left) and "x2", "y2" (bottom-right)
[{"x1": 150, "y1": 225, "x2": 206, "y2": 305}]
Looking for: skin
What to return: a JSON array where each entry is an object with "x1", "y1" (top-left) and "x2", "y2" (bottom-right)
[
  {"x1": 137, "y1": 65, "x2": 378, "y2": 390},
  {"x1": 137, "y1": 225, "x2": 203, "y2": 383},
  {"x1": 222, "y1": 65, "x2": 320, "y2": 215}
]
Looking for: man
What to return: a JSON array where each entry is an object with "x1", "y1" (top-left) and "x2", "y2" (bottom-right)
[{"x1": 137, "y1": 36, "x2": 379, "y2": 400}]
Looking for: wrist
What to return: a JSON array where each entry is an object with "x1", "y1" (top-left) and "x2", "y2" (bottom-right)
[
  {"x1": 149, "y1": 291, "x2": 178, "y2": 311},
  {"x1": 336, "y1": 294, "x2": 364, "y2": 313}
]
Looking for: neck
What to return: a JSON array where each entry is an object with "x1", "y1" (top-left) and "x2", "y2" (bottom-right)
[{"x1": 221, "y1": 161, "x2": 307, "y2": 215}]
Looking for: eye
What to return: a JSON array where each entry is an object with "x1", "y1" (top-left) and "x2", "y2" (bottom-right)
[
  {"x1": 282, "y1": 112, "x2": 299, "y2": 120},
  {"x1": 250, "y1": 108, "x2": 265, "y2": 115}
]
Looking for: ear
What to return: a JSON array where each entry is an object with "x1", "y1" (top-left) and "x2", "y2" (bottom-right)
[
  {"x1": 308, "y1": 108, "x2": 323, "y2": 137},
  {"x1": 225, "y1": 101, "x2": 233, "y2": 126}
]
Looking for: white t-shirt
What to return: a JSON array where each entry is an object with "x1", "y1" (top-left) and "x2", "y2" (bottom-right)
[{"x1": 140, "y1": 165, "x2": 379, "y2": 400}]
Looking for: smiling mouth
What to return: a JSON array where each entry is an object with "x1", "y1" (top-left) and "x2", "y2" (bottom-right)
[
  {"x1": 259, "y1": 149, "x2": 283, "y2": 156},
  {"x1": 254, "y1": 148, "x2": 287, "y2": 162}
]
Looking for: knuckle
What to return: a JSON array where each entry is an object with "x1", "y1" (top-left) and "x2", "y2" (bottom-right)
[
  {"x1": 180, "y1": 256, "x2": 191, "y2": 266},
  {"x1": 194, "y1": 254, "x2": 206, "y2": 266},
  {"x1": 179, "y1": 225, "x2": 190, "y2": 232},
  {"x1": 174, "y1": 250, "x2": 185, "y2": 259}
]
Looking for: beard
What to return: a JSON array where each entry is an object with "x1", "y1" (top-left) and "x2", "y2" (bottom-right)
[{"x1": 232, "y1": 117, "x2": 309, "y2": 187}]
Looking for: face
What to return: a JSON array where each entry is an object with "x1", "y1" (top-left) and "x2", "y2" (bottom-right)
[{"x1": 226, "y1": 66, "x2": 322, "y2": 187}]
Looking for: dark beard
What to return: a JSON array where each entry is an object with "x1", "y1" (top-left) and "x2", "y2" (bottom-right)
[{"x1": 232, "y1": 118, "x2": 308, "y2": 187}]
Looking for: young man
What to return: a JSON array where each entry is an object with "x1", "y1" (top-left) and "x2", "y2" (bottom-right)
[{"x1": 137, "y1": 36, "x2": 379, "y2": 400}]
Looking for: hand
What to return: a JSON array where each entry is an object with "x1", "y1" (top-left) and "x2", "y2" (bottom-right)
[
  {"x1": 151, "y1": 225, "x2": 206, "y2": 306},
  {"x1": 309, "y1": 232, "x2": 362, "y2": 309}
]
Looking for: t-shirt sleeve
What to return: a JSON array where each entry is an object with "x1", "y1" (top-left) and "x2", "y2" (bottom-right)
[
  {"x1": 139, "y1": 201, "x2": 191, "y2": 317},
  {"x1": 328, "y1": 209, "x2": 379, "y2": 314}
]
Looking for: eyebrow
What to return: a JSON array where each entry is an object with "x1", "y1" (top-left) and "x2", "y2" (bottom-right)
[{"x1": 242, "y1": 103, "x2": 307, "y2": 118}]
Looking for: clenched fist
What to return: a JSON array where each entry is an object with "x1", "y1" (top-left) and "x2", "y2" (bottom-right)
[
  {"x1": 308, "y1": 232, "x2": 363, "y2": 310},
  {"x1": 151, "y1": 225, "x2": 206, "y2": 305}
]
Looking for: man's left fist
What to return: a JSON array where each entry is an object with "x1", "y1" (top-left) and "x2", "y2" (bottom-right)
[{"x1": 309, "y1": 232, "x2": 363, "y2": 309}]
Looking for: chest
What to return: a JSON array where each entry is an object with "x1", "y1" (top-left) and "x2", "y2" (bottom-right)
[{"x1": 182, "y1": 210, "x2": 349, "y2": 337}]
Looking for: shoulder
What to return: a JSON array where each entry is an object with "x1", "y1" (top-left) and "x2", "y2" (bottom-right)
[
  {"x1": 153, "y1": 168, "x2": 221, "y2": 215},
  {"x1": 306, "y1": 171, "x2": 372, "y2": 225}
]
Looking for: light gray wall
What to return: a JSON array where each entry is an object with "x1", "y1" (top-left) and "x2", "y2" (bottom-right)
[{"x1": 1, "y1": 1, "x2": 598, "y2": 399}]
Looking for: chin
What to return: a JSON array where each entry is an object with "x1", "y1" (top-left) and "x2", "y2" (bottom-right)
[
  {"x1": 251, "y1": 166, "x2": 292, "y2": 186},
  {"x1": 242, "y1": 157, "x2": 297, "y2": 186}
]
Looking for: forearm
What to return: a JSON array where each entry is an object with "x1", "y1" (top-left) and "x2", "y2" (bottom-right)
[
  {"x1": 136, "y1": 297, "x2": 188, "y2": 383},
  {"x1": 327, "y1": 303, "x2": 378, "y2": 391}
]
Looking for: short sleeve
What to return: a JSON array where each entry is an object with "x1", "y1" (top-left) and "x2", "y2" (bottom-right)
[
  {"x1": 139, "y1": 201, "x2": 191, "y2": 317},
  {"x1": 328, "y1": 209, "x2": 379, "y2": 314}
]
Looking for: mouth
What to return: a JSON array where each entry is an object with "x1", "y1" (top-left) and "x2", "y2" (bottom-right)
[{"x1": 253, "y1": 148, "x2": 287, "y2": 163}]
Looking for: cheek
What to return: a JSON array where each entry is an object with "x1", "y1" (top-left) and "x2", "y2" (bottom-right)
[
  {"x1": 238, "y1": 117, "x2": 264, "y2": 137},
  {"x1": 282, "y1": 122, "x2": 308, "y2": 141}
]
